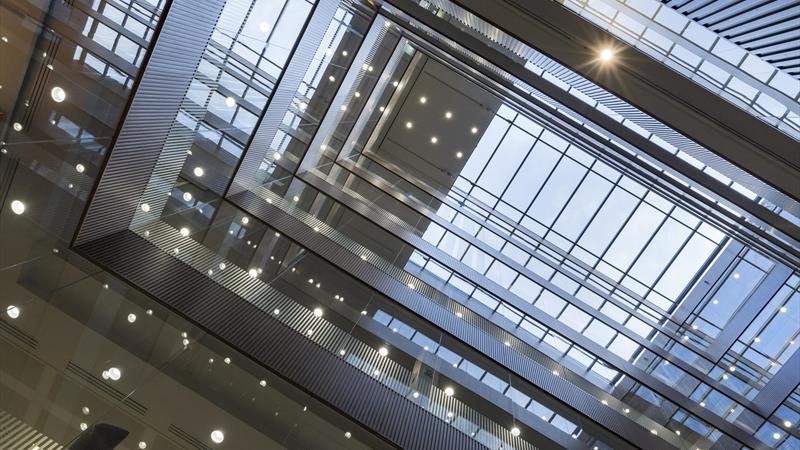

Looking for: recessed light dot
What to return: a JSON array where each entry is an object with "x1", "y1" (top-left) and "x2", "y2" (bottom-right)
[
  {"x1": 780, "y1": 306, "x2": 787, "y2": 313},
  {"x1": 419, "y1": 96, "x2": 426, "y2": 104},
  {"x1": 405, "y1": 121, "x2": 413, "y2": 129},
  {"x1": 444, "y1": 386, "x2": 454, "y2": 396},
  {"x1": 12, "y1": 122, "x2": 22, "y2": 131},
  {"x1": 51, "y1": 86, "x2": 66, "y2": 102},
  {"x1": 340, "y1": 105, "x2": 347, "y2": 111},
  {"x1": 10, "y1": 200, "x2": 25, "y2": 215},
  {"x1": 107, "y1": 367, "x2": 121, "y2": 381},
  {"x1": 342, "y1": 50, "x2": 348, "y2": 56},
  {"x1": 80, "y1": 422, "x2": 88, "y2": 431},
  {"x1": 510, "y1": 427, "x2": 520, "y2": 437},
  {"x1": 456, "y1": 151, "x2": 463, "y2": 158},
  {"x1": 354, "y1": 92, "x2": 360, "y2": 98},
  {"x1": 313, "y1": 307, "x2": 323, "y2": 317},
  {"x1": 75, "y1": 163, "x2": 85, "y2": 173},
  {"x1": 210, "y1": 430, "x2": 224, "y2": 444},
  {"x1": 224, "y1": 357, "x2": 231, "y2": 364},
  {"x1": 182, "y1": 192, "x2": 193, "y2": 202},
  {"x1": 378, "y1": 346, "x2": 388, "y2": 356},
  {"x1": 430, "y1": 137, "x2": 438, "y2": 144},
  {"x1": 754, "y1": 337, "x2": 761, "y2": 343},
  {"x1": 179, "y1": 227, "x2": 190, "y2": 237},
  {"x1": 127, "y1": 313, "x2": 136, "y2": 323},
  {"x1": 445, "y1": 111, "x2": 452, "y2": 119},
  {"x1": 225, "y1": 96, "x2": 236, "y2": 108},
  {"x1": 138, "y1": 442, "x2": 147, "y2": 449},
  {"x1": 784, "y1": 420, "x2": 792, "y2": 427},
  {"x1": 6, "y1": 305, "x2": 20, "y2": 319},
  {"x1": 329, "y1": 75, "x2": 335, "y2": 82},
  {"x1": 470, "y1": 127, "x2": 478, "y2": 134},
  {"x1": 193, "y1": 167, "x2": 204, "y2": 177},
  {"x1": 140, "y1": 203, "x2": 150, "y2": 212},
  {"x1": 81, "y1": 406, "x2": 90, "y2": 415},
  {"x1": 728, "y1": 366, "x2": 736, "y2": 372},
  {"x1": 773, "y1": 432, "x2": 781, "y2": 440},
  {"x1": 599, "y1": 48, "x2": 614, "y2": 62},
  {"x1": 248, "y1": 268, "x2": 258, "y2": 278}
]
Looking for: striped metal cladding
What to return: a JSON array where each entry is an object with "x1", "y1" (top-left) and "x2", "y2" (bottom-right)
[
  {"x1": 663, "y1": 0, "x2": 800, "y2": 77},
  {"x1": 130, "y1": 220, "x2": 537, "y2": 450},
  {"x1": 0, "y1": 409, "x2": 63, "y2": 450},
  {"x1": 228, "y1": 0, "x2": 341, "y2": 195},
  {"x1": 228, "y1": 188, "x2": 680, "y2": 450},
  {"x1": 76, "y1": 229, "x2": 488, "y2": 450},
  {"x1": 75, "y1": 0, "x2": 226, "y2": 246}
]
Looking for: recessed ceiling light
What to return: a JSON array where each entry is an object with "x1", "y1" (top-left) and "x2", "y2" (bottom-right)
[
  {"x1": 354, "y1": 92, "x2": 360, "y2": 98},
  {"x1": 138, "y1": 442, "x2": 147, "y2": 449},
  {"x1": 754, "y1": 336, "x2": 761, "y2": 343},
  {"x1": 6, "y1": 305, "x2": 20, "y2": 319},
  {"x1": 225, "y1": 96, "x2": 236, "y2": 108},
  {"x1": 51, "y1": 86, "x2": 66, "y2": 103},
  {"x1": 12, "y1": 122, "x2": 22, "y2": 131},
  {"x1": 179, "y1": 227, "x2": 190, "y2": 237},
  {"x1": 182, "y1": 192, "x2": 193, "y2": 202},
  {"x1": 80, "y1": 422, "x2": 88, "y2": 431},
  {"x1": 552, "y1": 370, "x2": 559, "y2": 376},
  {"x1": 780, "y1": 306, "x2": 788, "y2": 313},
  {"x1": 340, "y1": 105, "x2": 347, "y2": 111},
  {"x1": 599, "y1": 48, "x2": 614, "y2": 62},
  {"x1": 470, "y1": 127, "x2": 478, "y2": 134},
  {"x1": 10, "y1": 200, "x2": 25, "y2": 215},
  {"x1": 728, "y1": 366, "x2": 736, "y2": 372},
  {"x1": 81, "y1": 406, "x2": 90, "y2": 415},
  {"x1": 193, "y1": 167, "x2": 204, "y2": 177},
  {"x1": 329, "y1": 75, "x2": 335, "y2": 82},
  {"x1": 430, "y1": 137, "x2": 438, "y2": 144},
  {"x1": 344, "y1": 432, "x2": 352, "y2": 439},
  {"x1": 127, "y1": 313, "x2": 136, "y2": 323},
  {"x1": 210, "y1": 430, "x2": 225, "y2": 444},
  {"x1": 405, "y1": 121, "x2": 413, "y2": 129},
  {"x1": 444, "y1": 386, "x2": 454, "y2": 396},
  {"x1": 75, "y1": 163, "x2": 85, "y2": 173},
  {"x1": 784, "y1": 420, "x2": 792, "y2": 428},
  {"x1": 773, "y1": 432, "x2": 781, "y2": 440},
  {"x1": 510, "y1": 427, "x2": 520, "y2": 437},
  {"x1": 241, "y1": 216, "x2": 249, "y2": 225},
  {"x1": 107, "y1": 367, "x2": 121, "y2": 381},
  {"x1": 455, "y1": 151, "x2": 463, "y2": 158},
  {"x1": 419, "y1": 96, "x2": 427, "y2": 104},
  {"x1": 342, "y1": 50, "x2": 348, "y2": 56},
  {"x1": 140, "y1": 203, "x2": 150, "y2": 212},
  {"x1": 445, "y1": 111, "x2": 452, "y2": 119},
  {"x1": 224, "y1": 357, "x2": 231, "y2": 364},
  {"x1": 313, "y1": 307, "x2": 323, "y2": 317},
  {"x1": 412, "y1": 391, "x2": 419, "y2": 398},
  {"x1": 378, "y1": 346, "x2": 388, "y2": 356},
  {"x1": 248, "y1": 268, "x2": 258, "y2": 278},
  {"x1": 367, "y1": 65, "x2": 373, "y2": 72}
]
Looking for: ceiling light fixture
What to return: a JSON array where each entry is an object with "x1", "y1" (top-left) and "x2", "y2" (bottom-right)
[
  {"x1": 510, "y1": 427, "x2": 520, "y2": 437},
  {"x1": 193, "y1": 167, "x2": 204, "y2": 177},
  {"x1": 127, "y1": 313, "x2": 136, "y2": 323},
  {"x1": 6, "y1": 305, "x2": 20, "y2": 319},
  {"x1": 329, "y1": 75, "x2": 335, "y2": 82},
  {"x1": 430, "y1": 136, "x2": 438, "y2": 144},
  {"x1": 180, "y1": 227, "x2": 190, "y2": 237},
  {"x1": 455, "y1": 151, "x2": 463, "y2": 159},
  {"x1": 378, "y1": 347, "x2": 388, "y2": 356},
  {"x1": 10, "y1": 200, "x2": 25, "y2": 215},
  {"x1": 140, "y1": 203, "x2": 150, "y2": 212},
  {"x1": 470, "y1": 127, "x2": 478, "y2": 134},
  {"x1": 210, "y1": 430, "x2": 224, "y2": 444},
  {"x1": 444, "y1": 386, "x2": 454, "y2": 396},
  {"x1": 419, "y1": 96, "x2": 427, "y2": 104},
  {"x1": 182, "y1": 192, "x2": 193, "y2": 202},
  {"x1": 51, "y1": 86, "x2": 66, "y2": 103},
  {"x1": 107, "y1": 367, "x2": 121, "y2": 381},
  {"x1": 313, "y1": 307, "x2": 323, "y2": 317},
  {"x1": 599, "y1": 48, "x2": 614, "y2": 62},
  {"x1": 138, "y1": 442, "x2": 147, "y2": 449},
  {"x1": 75, "y1": 163, "x2": 85, "y2": 173},
  {"x1": 405, "y1": 121, "x2": 413, "y2": 129},
  {"x1": 445, "y1": 111, "x2": 452, "y2": 119}
]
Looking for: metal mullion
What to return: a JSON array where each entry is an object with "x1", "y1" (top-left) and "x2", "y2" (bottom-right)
[
  {"x1": 300, "y1": 166, "x2": 763, "y2": 420},
  {"x1": 705, "y1": 265, "x2": 793, "y2": 362},
  {"x1": 353, "y1": 151, "x2": 680, "y2": 322}
]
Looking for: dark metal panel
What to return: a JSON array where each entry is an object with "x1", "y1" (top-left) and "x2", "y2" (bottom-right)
[
  {"x1": 75, "y1": 0, "x2": 226, "y2": 245},
  {"x1": 705, "y1": 264, "x2": 794, "y2": 361},
  {"x1": 76, "y1": 230, "x2": 483, "y2": 450}
]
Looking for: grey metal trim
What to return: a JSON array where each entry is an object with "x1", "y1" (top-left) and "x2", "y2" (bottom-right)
[
  {"x1": 227, "y1": 0, "x2": 342, "y2": 196},
  {"x1": 670, "y1": 241, "x2": 745, "y2": 324},
  {"x1": 705, "y1": 265, "x2": 793, "y2": 362},
  {"x1": 74, "y1": 0, "x2": 226, "y2": 245},
  {"x1": 751, "y1": 349, "x2": 800, "y2": 417},
  {"x1": 76, "y1": 230, "x2": 482, "y2": 450},
  {"x1": 228, "y1": 186, "x2": 767, "y2": 449},
  {"x1": 381, "y1": 0, "x2": 800, "y2": 253}
]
